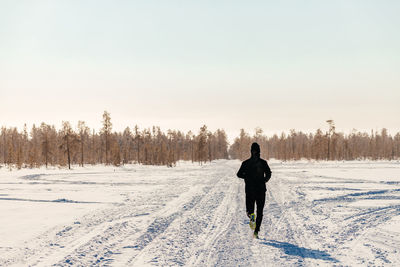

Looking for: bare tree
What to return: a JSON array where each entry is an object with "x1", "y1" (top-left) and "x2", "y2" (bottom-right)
[
  {"x1": 40, "y1": 123, "x2": 52, "y2": 168},
  {"x1": 77, "y1": 121, "x2": 89, "y2": 167},
  {"x1": 60, "y1": 121, "x2": 76, "y2": 170}
]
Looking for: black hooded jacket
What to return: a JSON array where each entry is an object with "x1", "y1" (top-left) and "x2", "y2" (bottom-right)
[{"x1": 237, "y1": 155, "x2": 272, "y2": 193}]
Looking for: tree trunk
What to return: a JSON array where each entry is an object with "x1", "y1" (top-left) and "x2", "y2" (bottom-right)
[
  {"x1": 137, "y1": 140, "x2": 140, "y2": 164},
  {"x1": 80, "y1": 138, "x2": 84, "y2": 167},
  {"x1": 45, "y1": 140, "x2": 48, "y2": 168},
  {"x1": 67, "y1": 135, "x2": 71, "y2": 170},
  {"x1": 105, "y1": 134, "x2": 108, "y2": 165}
]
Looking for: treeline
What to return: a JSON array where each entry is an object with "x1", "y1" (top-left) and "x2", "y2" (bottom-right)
[
  {"x1": 0, "y1": 111, "x2": 229, "y2": 169},
  {"x1": 2, "y1": 116, "x2": 400, "y2": 169},
  {"x1": 230, "y1": 121, "x2": 400, "y2": 161}
]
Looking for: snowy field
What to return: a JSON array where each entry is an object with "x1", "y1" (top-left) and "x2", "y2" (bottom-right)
[{"x1": 0, "y1": 160, "x2": 400, "y2": 266}]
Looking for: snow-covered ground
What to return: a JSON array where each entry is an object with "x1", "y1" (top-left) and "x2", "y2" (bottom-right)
[{"x1": 0, "y1": 160, "x2": 399, "y2": 266}]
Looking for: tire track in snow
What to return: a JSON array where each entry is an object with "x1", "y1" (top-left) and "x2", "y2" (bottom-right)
[
  {"x1": 254, "y1": 170, "x2": 339, "y2": 266},
  {"x1": 4, "y1": 161, "x2": 398, "y2": 266},
  {"x1": 1, "y1": 171, "x2": 203, "y2": 266},
  {"x1": 56, "y1": 185, "x2": 214, "y2": 266},
  {"x1": 125, "y1": 161, "x2": 241, "y2": 266},
  {"x1": 188, "y1": 171, "x2": 252, "y2": 267},
  {"x1": 49, "y1": 162, "x2": 234, "y2": 266}
]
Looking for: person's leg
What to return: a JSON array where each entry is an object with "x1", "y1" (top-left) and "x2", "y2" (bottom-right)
[
  {"x1": 254, "y1": 192, "x2": 266, "y2": 233},
  {"x1": 245, "y1": 190, "x2": 256, "y2": 216}
]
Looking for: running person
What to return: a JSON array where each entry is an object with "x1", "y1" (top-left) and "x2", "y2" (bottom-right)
[{"x1": 237, "y1": 142, "x2": 272, "y2": 238}]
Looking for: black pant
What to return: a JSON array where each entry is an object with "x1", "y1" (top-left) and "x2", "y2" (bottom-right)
[{"x1": 245, "y1": 190, "x2": 265, "y2": 233}]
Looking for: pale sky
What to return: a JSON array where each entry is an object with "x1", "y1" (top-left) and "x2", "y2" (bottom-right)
[{"x1": 1, "y1": 0, "x2": 399, "y2": 141}]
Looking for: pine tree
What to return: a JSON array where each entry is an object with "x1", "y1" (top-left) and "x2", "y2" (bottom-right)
[
  {"x1": 77, "y1": 121, "x2": 89, "y2": 167},
  {"x1": 101, "y1": 111, "x2": 112, "y2": 165},
  {"x1": 134, "y1": 125, "x2": 141, "y2": 164}
]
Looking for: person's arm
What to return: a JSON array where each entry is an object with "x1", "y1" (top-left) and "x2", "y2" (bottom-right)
[
  {"x1": 264, "y1": 161, "x2": 272, "y2": 183},
  {"x1": 237, "y1": 162, "x2": 246, "y2": 179}
]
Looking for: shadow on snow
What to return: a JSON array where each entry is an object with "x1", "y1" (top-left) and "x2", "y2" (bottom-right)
[
  {"x1": 0, "y1": 197, "x2": 104, "y2": 204},
  {"x1": 262, "y1": 240, "x2": 338, "y2": 263},
  {"x1": 313, "y1": 188, "x2": 400, "y2": 203}
]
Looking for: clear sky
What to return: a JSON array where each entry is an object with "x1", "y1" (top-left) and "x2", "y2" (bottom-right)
[{"x1": 1, "y1": 0, "x2": 399, "y2": 141}]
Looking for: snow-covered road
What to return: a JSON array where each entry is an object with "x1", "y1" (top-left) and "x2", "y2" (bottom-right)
[{"x1": 1, "y1": 160, "x2": 399, "y2": 266}]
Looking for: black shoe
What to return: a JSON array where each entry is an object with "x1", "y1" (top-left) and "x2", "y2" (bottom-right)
[{"x1": 253, "y1": 231, "x2": 259, "y2": 239}]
